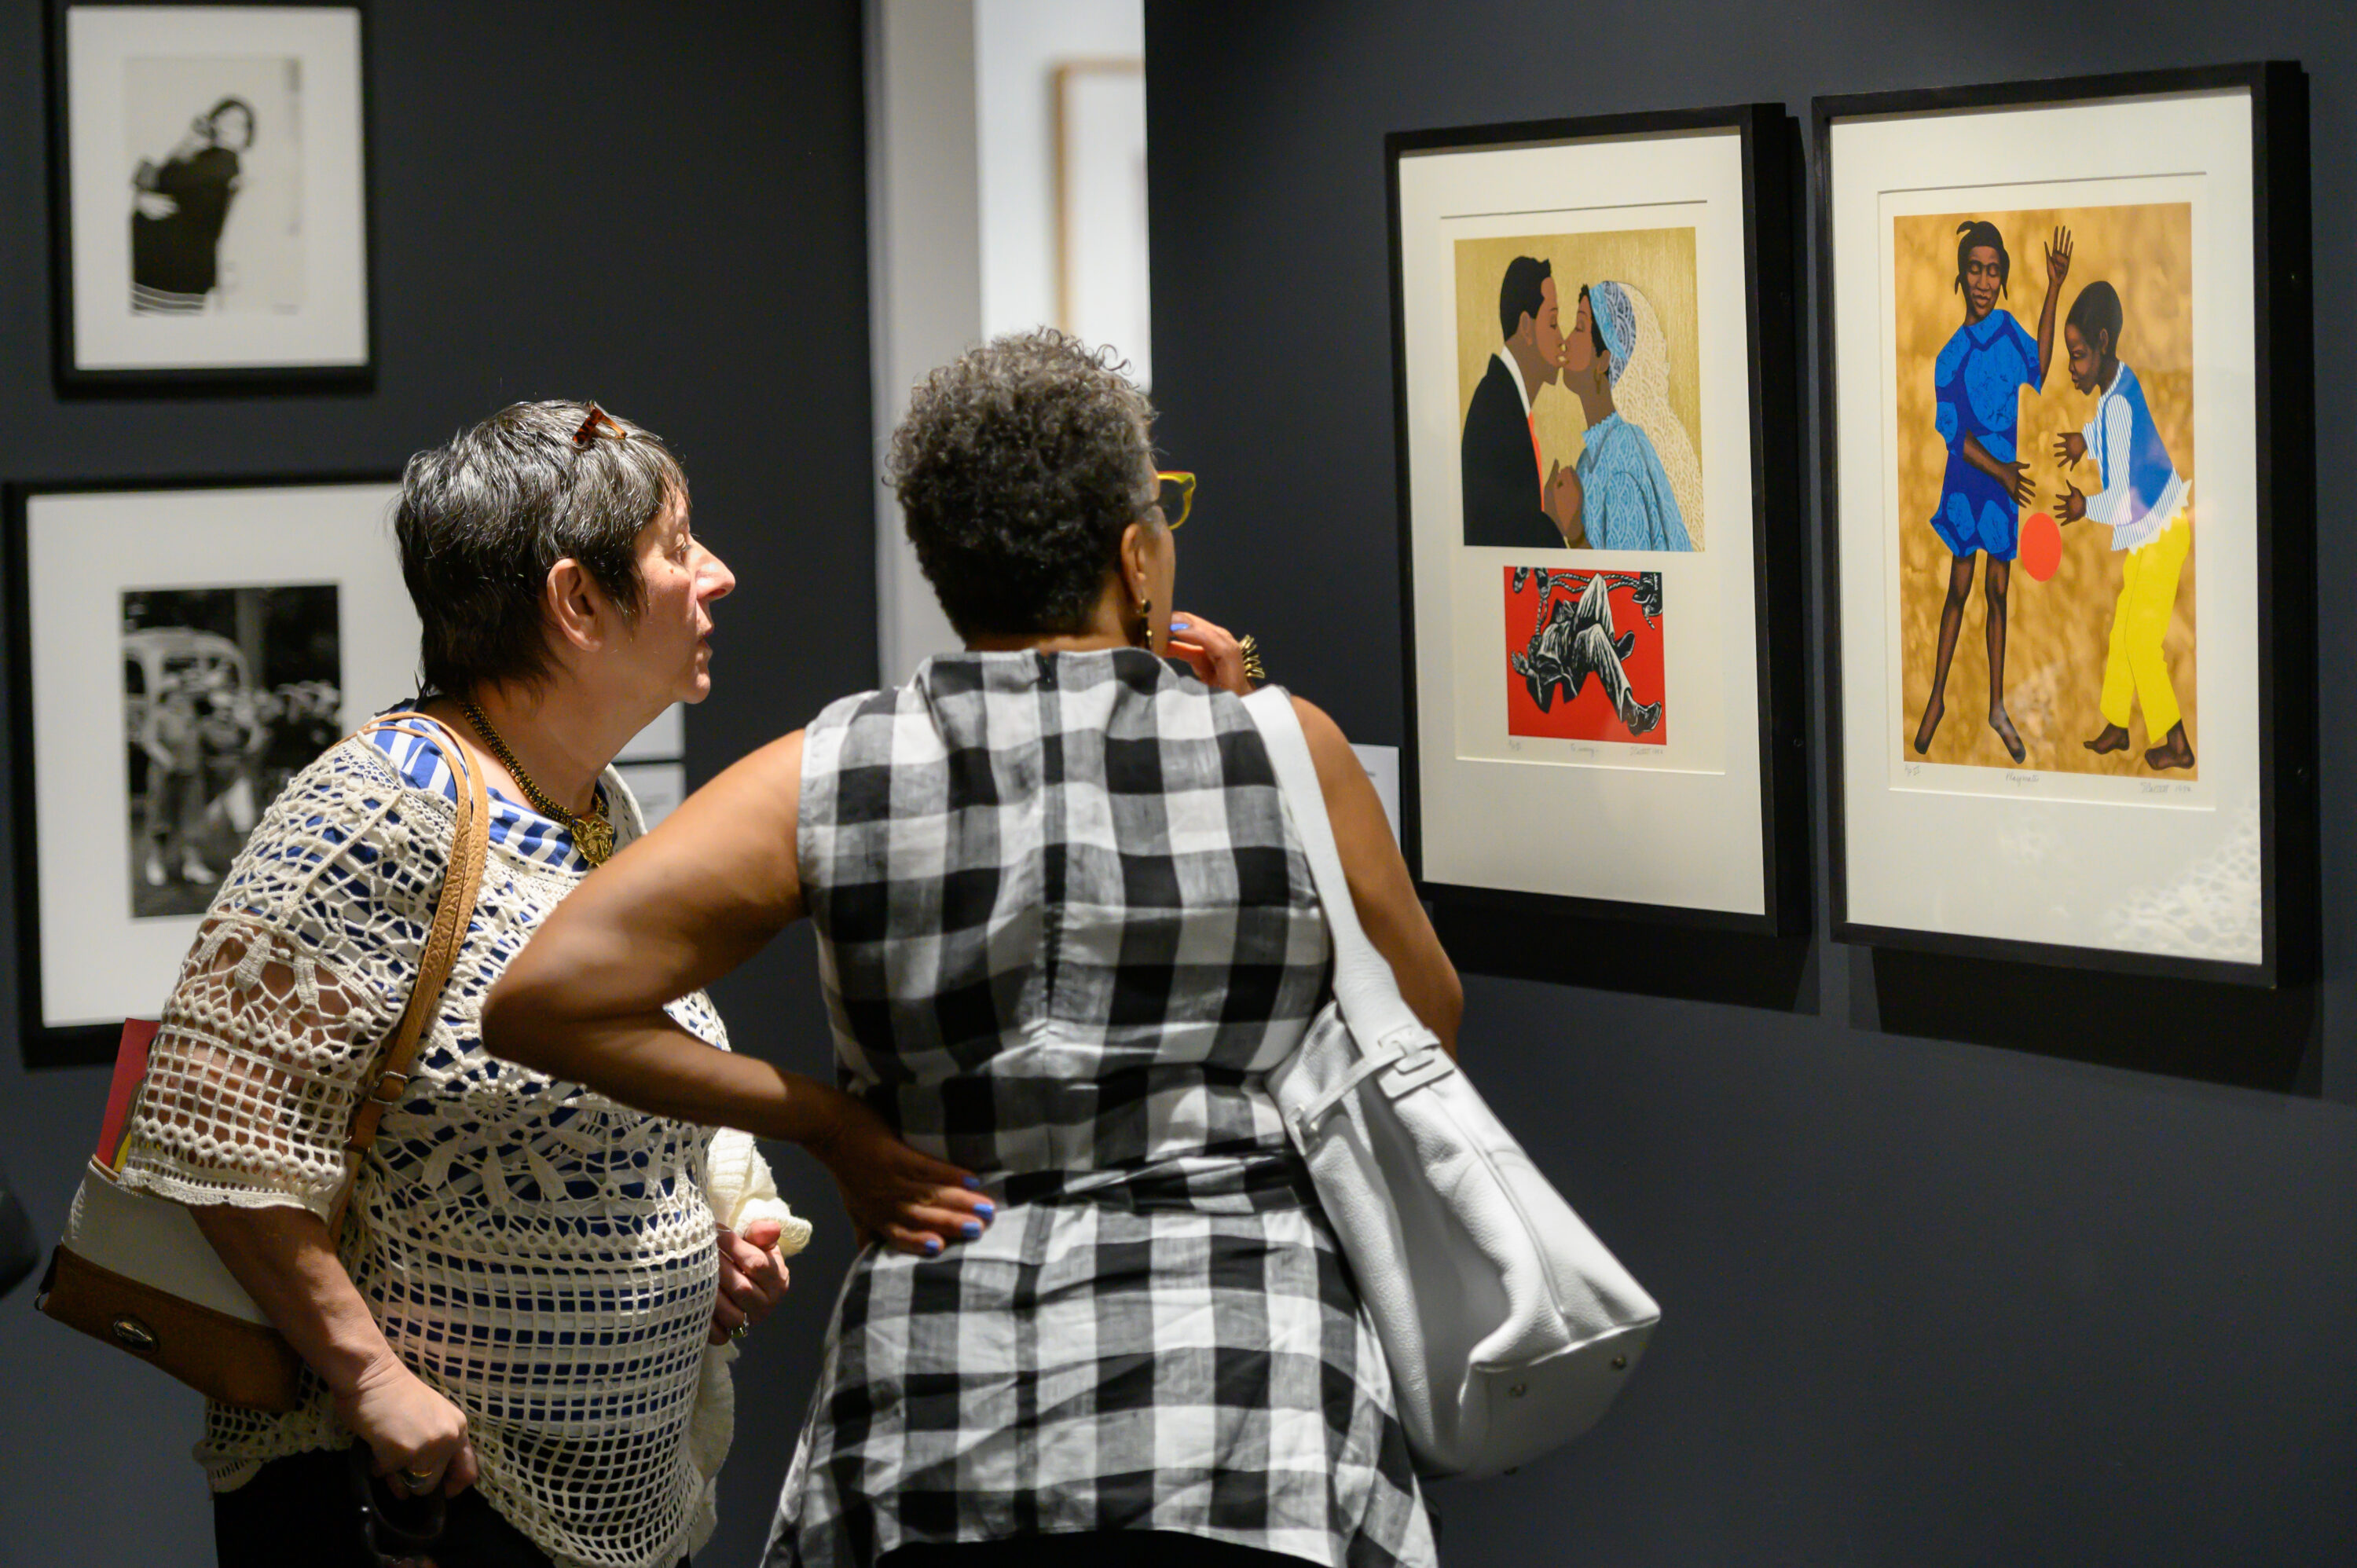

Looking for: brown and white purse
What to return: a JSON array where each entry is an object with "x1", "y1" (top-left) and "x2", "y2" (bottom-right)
[{"x1": 36, "y1": 715, "x2": 489, "y2": 1410}]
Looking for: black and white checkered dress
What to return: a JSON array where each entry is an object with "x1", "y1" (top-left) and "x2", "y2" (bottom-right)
[{"x1": 766, "y1": 649, "x2": 1435, "y2": 1567}]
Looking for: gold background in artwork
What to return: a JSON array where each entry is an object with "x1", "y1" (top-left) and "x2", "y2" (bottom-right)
[
  {"x1": 1454, "y1": 228, "x2": 1701, "y2": 542},
  {"x1": 1893, "y1": 203, "x2": 2196, "y2": 775}
]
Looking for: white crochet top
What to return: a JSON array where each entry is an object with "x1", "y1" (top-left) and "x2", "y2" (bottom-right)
[{"x1": 115, "y1": 727, "x2": 810, "y2": 1568}]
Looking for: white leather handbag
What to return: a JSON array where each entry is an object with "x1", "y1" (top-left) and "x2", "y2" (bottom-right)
[{"x1": 1243, "y1": 687, "x2": 1661, "y2": 1480}]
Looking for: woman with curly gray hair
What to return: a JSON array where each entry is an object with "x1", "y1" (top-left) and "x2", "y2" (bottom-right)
[{"x1": 486, "y1": 332, "x2": 1458, "y2": 1566}]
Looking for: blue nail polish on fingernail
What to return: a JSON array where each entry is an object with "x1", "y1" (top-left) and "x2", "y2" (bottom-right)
[
  {"x1": 1171, "y1": 619, "x2": 1191, "y2": 630},
  {"x1": 962, "y1": 1220, "x2": 982, "y2": 1240},
  {"x1": 922, "y1": 1236, "x2": 941, "y2": 1255},
  {"x1": 975, "y1": 1202, "x2": 995, "y2": 1221},
  {"x1": 962, "y1": 1177, "x2": 982, "y2": 1191}
]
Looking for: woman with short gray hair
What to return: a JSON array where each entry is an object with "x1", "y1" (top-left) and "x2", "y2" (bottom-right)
[{"x1": 115, "y1": 400, "x2": 991, "y2": 1567}]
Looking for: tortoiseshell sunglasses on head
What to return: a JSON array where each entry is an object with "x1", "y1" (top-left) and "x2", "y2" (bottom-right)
[{"x1": 572, "y1": 403, "x2": 628, "y2": 448}]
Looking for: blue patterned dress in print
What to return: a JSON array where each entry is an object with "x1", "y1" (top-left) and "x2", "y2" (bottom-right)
[{"x1": 1929, "y1": 309, "x2": 2040, "y2": 561}]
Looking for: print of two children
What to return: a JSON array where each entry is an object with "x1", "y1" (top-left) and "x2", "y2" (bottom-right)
[{"x1": 1923, "y1": 218, "x2": 2194, "y2": 772}]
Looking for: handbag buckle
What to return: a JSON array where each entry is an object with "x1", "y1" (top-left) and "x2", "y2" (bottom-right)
[
  {"x1": 1379, "y1": 1042, "x2": 1453, "y2": 1098},
  {"x1": 111, "y1": 1314, "x2": 160, "y2": 1353},
  {"x1": 365, "y1": 1070, "x2": 412, "y2": 1107}
]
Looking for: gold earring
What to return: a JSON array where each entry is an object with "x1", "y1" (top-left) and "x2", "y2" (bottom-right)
[
  {"x1": 1134, "y1": 595, "x2": 1153, "y2": 649},
  {"x1": 1593, "y1": 365, "x2": 1607, "y2": 394}
]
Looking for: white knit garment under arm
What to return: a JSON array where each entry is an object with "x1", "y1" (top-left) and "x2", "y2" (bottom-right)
[{"x1": 116, "y1": 733, "x2": 804, "y2": 1568}]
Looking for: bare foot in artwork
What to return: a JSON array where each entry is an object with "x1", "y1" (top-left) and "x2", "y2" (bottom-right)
[
  {"x1": 2084, "y1": 724, "x2": 2132, "y2": 754},
  {"x1": 1988, "y1": 702, "x2": 2025, "y2": 764},
  {"x1": 1913, "y1": 695, "x2": 1945, "y2": 754},
  {"x1": 2145, "y1": 722, "x2": 2196, "y2": 771}
]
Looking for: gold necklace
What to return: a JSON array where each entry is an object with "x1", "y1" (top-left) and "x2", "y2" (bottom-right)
[{"x1": 460, "y1": 699, "x2": 616, "y2": 866}]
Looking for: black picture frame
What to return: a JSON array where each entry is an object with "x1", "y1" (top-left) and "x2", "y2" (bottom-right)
[
  {"x1": 8, "y1": 474, "x2": 408, "y2": 1069},
  {"x1": 46, "y1": 0, "x2": 377, "y2": 394},
  {"x1": 1813, "y1": 63, "x2": 2316, "y2": 989},
  {"x1": 1385, "y1": 104, "x2": 1812, "y2": 1000}
]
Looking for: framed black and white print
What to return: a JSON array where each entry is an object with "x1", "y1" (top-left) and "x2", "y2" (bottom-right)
[
  {"x1": 7, "y1": 478, "x2": 415, "y2": 1068},
  {"x1": 1387, "y1": 104, "x2": 1810, "y2": 962},
  {"x1": 49, "y1": 2, "x2": 372, "y2": 390},
  {"x1": 1816, "y1": 64, "x2": 2316, "y2": 985}
]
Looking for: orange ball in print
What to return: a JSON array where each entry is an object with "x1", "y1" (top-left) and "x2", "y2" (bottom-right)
[{"x1": 2019, "y1": 511, "x2": 2062, "y2": 583}]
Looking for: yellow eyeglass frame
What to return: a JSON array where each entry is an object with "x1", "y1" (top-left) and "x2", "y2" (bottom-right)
[{"x1": 1155, "y1": 471, "x2": 1197, "y2": 529}]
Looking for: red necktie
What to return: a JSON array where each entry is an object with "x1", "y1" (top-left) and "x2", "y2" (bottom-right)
[{"x1": 1529, "y1": 415, "x2": 1545, "y2": 497}]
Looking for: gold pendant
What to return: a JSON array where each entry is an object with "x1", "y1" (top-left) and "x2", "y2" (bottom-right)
[{"x1": 577, "y1": 815, "x2": 615, "y2": 866}]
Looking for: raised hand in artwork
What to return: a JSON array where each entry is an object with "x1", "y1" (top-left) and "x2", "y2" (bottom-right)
[
  {"x1": 2029, "y1": 224, "x2": 2073, "y2": 387},
  {"x1": 2053, "y1": 429, "x2": 2088, "y2": 469},
  {"x1": 2055, "y1": 483, "x2": 2087, "y2": 523},
  {"x1": 2044, "y1": 225, "x2": 2074, "y2": 292}
]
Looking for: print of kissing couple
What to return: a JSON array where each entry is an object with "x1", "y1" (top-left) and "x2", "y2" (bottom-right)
[{"x1": 1461, "y1": 256, "x2": 1701, "y2": 554}]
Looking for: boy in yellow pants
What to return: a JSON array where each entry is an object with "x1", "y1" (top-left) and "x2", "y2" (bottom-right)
[{"x1": 2053, "y1": 280, "x2": 2194, "y2": 771}]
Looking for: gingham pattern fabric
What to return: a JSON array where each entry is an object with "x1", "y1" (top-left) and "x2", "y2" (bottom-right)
[
  {"x1": 117, "y1": 727, "x2": 749, "y2": 1568},
  {"x1": 768, "y1": 650, "x2": 1435, "y2": 1568}
]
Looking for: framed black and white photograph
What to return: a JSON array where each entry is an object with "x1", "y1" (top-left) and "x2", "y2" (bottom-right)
[
  {"x1": 1387, "y1": 104, "x2": 1809, "y2": 967},
  {"x1": 49, "y1": 2, "x2": 372, "y2": 390},
  {"x1": 1816, "y1": 64, "x2": 2316, "y2": 986},
  {"x1": 7, "y1": 478, "x2": 414, "y2": 1068}
]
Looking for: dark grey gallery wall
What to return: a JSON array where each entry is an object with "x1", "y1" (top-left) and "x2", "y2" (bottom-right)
[
  {"x1": 1144, "y1": 2, "x2": 2355, "y2": 1564},
  {"x1": 0, "y1": 4, "x2": 874, "y2": 1565}
]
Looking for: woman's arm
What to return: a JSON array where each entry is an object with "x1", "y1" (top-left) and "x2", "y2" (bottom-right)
[
  {"x1": 1292, "y1": 696, "x2": 1464, "y2": 1056},
  {"x1": 480, "y1": 732, "x2": 992, "y2": 1254},
  {"x1": 191, "y1": 1203, "x2": 478, "y2": 1495}
]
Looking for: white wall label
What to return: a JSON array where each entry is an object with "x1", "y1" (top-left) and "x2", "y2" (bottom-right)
[{"x1": 1351, "y1": 743, "x2": 1401, "y2": 844}]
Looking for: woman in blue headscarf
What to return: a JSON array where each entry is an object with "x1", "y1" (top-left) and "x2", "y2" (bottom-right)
[{"x1": 1556, "y1": 280, "x2": 1697, "y2": 553}]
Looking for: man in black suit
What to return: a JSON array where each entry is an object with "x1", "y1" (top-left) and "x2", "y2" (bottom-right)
[{"x1": 1461, "y1": 255, "x2": 1581, "y2": 548}]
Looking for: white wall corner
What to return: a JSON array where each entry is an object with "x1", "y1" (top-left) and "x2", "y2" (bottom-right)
[{"x1": 866, "y1": 0, "x2": 981, "y2": 687}]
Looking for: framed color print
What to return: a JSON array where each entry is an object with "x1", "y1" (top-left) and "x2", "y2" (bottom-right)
[
  {"x1": 1388, "y1": 104, "x2": 1809, "y2": 945},
  {"x1": 1818, "y1": 64, "x2": 2316, "y2": 984},
  {"x1": 49, "y1": 2, "x2": 372, "y2": 390},
  {"x1": 7, "y1": 478, "x2": 416, "y2": 1067}
]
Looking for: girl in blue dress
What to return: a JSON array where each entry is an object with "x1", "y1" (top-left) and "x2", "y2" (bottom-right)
[{"x1": 1913, "y1": 219, "x2": 2071, "y2": 762}]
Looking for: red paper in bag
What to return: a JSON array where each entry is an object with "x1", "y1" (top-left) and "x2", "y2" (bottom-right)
[{"x1": 94, "y1": 1020, "x2": 161, "y2": 1171}]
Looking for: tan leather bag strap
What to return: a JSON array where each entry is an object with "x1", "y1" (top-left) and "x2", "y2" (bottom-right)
[{"x1": 328, "y1": 713, "x2": 492, "y2": 1234}]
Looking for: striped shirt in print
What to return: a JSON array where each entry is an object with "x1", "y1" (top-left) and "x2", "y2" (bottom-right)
[
  {"x1": 768, "y1": 649, "x2": 1434, "y2": 1568},
  {"x1": 131, "y1": 281, "x2": 208, "y2": 313}
]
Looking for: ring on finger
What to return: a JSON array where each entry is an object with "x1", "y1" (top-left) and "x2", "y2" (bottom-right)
[
  {"x1": 1237, "y1": 633, "x2": 1266, "y2": 684},
  {"x1": 730, "y1": 1321, "x2": 752, "y2": 1343},
  {"x1": 398, "y1": 1466, "x2": 438, "y2": 1494}
]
